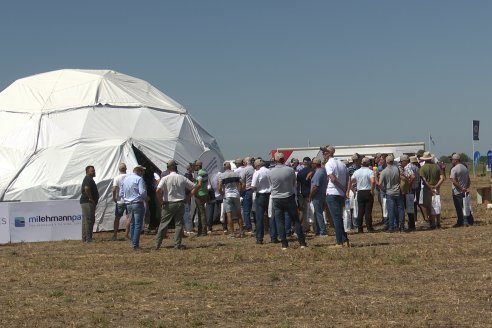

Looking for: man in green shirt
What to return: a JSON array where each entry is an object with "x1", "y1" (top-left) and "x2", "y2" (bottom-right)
[
  {"x1": 419, "y1": 152, "x2": 444, "y2": 229},
  {"x1": 194, "y1": 160, "x2": 210, "y2": 236}
]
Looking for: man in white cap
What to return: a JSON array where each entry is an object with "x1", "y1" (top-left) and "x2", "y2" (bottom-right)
[
  {"x1": 120, "y1": 165, "x2": 147, "y2": 250},
  {"x1": 112, "y1": 163, "x2": 129, "y2": 240},
  {"x1": 155, "y1": 160, "x2": 198, "y2": 250},
  {"x1": 449, "y1": 153, "x2": 474, "y2": 227},
  {"x1": 419, "y1": 152, "x2": 444, "y2": 229}
]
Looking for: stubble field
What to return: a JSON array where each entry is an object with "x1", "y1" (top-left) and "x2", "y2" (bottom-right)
[{"x1": 1, "y1": 176, "x2": 491, "y2": 328}]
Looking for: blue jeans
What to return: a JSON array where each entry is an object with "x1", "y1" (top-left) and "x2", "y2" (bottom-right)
[
  {"x1": 386, "y1": 194, "x2": 405, "y2": 231},
  {"x1": 452, "y1": 193, "x2": 474, "y2": 226},
  {"x1": 242, "y1": 189, "x2": 253, "y2": 231},
  {"x1": 284, "y1": 211, "x2": 292, "y2": 237},
  {"x1": 127, "y1": 202, "x2": 144, "y2": 249},
  {"x1": 184, "y1": 202, "x2": 192, "y2": 232},
  {"x1": 312, "y1": 197, "x2": 327, "y2": 235},
  {"x1": 255, "y1": 193, "x2": 270, "y2": 242},
  {"x1": 326, "y1": 195, "x2": 347, "y2": 245},
  {"x1": 269, "y1": 215, "x2": 278, "y2": 241},
  {"x1": 272, "y1": 195, "x2": 306, "y2": 247}
]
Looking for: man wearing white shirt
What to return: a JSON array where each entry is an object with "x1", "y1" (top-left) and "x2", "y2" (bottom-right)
[
  {"x1": 251, "y1": 158, "x2": 273, "y2": 244},
  {"x1": 112, "y1": 163, "x2": 129, "y2": 240},
  {"x1": 350, "y1": 157, "x2": 375, "y2": 233},
  {"x1": 321, "y1": 145, "x2": 350, "y2": 247},
  {"x1": 154, "y1": 160, "x2": 197, "y2": 250}
]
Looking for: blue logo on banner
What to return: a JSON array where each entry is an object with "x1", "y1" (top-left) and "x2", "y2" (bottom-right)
[
  {"x1": 15, "y1": 217, "x2": 26, "y2": 227},
  {"x1": 473, "y1": 120, "x2": 480, "y2": 141},
  {"x1": 487, "y1": 150, "x2": 492, "y2": 170},
  {"x1": 473, "y1": 151, "x2": 481, "y2": 168}
]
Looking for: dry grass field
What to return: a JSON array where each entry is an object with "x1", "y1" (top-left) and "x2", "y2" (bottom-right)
[{"x1": 1, "y1": 176, "x2": 491, "y2": 328}]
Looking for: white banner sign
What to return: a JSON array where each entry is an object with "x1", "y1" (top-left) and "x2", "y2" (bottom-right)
[
  {"x1": 9, "y1": 200, "x2": 82, "y2": 243},
  {"x1": 0, "y1": 203, "x2": 10, "y2": 244}
]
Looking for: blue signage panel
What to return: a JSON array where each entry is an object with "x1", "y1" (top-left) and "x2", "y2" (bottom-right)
[
  {"x1": 473, "y1": 151, "x2": 480, "y2": 168},
  {"x1": 487, "y1": 150, "x2": 492, "y2": 171}
]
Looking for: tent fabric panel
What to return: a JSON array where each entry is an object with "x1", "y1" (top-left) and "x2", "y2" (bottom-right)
[{"x1": 0, "y1": 69, "x2": 186, "y2": 113}]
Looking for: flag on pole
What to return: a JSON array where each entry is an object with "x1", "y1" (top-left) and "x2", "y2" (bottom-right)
[
  {"x1": 430, "y1": 134, "x2": 435, "y2": 145},
  {"x1": 473, "y1": 120, "x2": 480, "y2": 140}
]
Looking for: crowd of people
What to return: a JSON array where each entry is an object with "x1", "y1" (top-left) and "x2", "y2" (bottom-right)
[{"x1": 79, "y1": 146, "x2": 475, "y2": 251}]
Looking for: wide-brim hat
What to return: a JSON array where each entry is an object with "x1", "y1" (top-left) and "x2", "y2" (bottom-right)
[{"x1": 420, "y1": 151, "x2": 434, "y2": 161}]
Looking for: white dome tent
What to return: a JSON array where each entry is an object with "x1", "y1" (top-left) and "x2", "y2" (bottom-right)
[{"x1": 0, "y1": 69, "x2": 223, "y2": 231}]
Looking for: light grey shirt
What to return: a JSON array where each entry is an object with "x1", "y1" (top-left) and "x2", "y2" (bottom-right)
[
  {"x1": 450, "y1": 163, "x2": 470, "y2": 195},
  {"x1": 157, "y1": 172, "x2": 195, "y2": 202},
  {"x1": 268, "y1": 164, "x2": 296, "y2": 199},
  {"x1": 379, "y1": 165, "x2": 401, "y2": 197}
]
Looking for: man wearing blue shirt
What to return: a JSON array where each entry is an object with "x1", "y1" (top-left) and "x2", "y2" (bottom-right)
[
  {"x1": 308, "y1": 158, "x2": 328, "y2": 236},
  {"x1": 120, "y1": 165, "x2": 147, "y2": 250}
]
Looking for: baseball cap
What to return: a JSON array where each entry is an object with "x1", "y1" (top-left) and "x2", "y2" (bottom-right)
[
  {"x1": 320, "y1": 145, "x2": 335, "y2": 154},
  {"x1": 452, "y1": 153, "x2": 461, "y2": 160},
  {"x1": 274, "y1": 152, "x2": 285, "y2": 161},
  {"x1": 303, "y1": 157, "x2": 311, "y2": 163},
  {"x1": 361, "y1": 157, "x2": 370, "y2": 165},
  {"x1": 410, "y1": 156, "x2": 418, "y2": 163},
  {"x1": 400, "y1": 155, "x2": 409, "y2": 162},
  {"x1": 167, "y1": 159, "x2": 177, "y2": 168}
]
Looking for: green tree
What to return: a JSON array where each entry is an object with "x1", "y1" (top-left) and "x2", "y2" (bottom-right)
[
  {"x1": 459, "y1": 153, "x2": 471, "y2": 163},
  {"x1": 439, "y1": 156, "x2": 450, "y2": 164}
]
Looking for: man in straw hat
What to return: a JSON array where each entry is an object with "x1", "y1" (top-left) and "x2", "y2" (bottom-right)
[{"x1": 419, "y1": 152, "x2": 444, "y2": 229}]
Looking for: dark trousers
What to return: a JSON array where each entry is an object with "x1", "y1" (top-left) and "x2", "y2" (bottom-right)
[
  {"x1": 356, "y1": 190, "x2": 374, "y2": 231},
  {"x1": 452, "y1": 193, "x2": 474, "y2": 226}
]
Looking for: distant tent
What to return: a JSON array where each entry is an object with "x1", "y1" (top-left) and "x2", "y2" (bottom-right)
[{"x1": 0, "y1": 69, "x2": 223, "y2": 231}]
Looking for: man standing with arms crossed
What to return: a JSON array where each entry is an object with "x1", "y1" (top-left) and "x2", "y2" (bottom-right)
[
  {"x1": 80, "y1": 165, "x2": 99, "y2": 243},
  {"x1": 155, "y1": 160, "x2": 198, "y2": 250}
]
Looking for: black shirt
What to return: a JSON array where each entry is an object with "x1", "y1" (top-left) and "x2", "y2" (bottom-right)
[{"x1": 80, "y1": 175, "x2": 99, "y2": 204}]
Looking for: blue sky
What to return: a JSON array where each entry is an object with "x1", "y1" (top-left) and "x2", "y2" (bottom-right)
[{"x1": 1, "y1": 1, "x2": 491, "y2": 160}]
